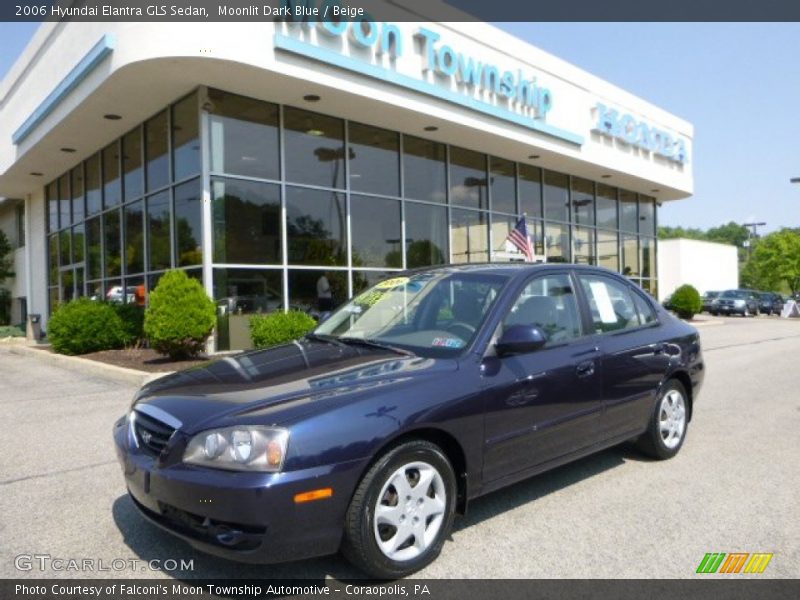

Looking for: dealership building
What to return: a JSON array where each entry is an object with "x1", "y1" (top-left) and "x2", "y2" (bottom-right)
[{"x1": 0, "y1": 13, "x2": 694, "y2": 351}]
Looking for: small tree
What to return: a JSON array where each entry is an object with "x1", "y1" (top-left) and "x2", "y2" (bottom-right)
[
  {"x1": 144, "y1": 270, "x2": 216, "y2": 359},
  {"x1": 670, "y1": 284, "x2": 703, "y2": 320}
]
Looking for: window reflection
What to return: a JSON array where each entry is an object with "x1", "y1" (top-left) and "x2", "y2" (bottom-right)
[
  {"x1": 450, "y1": 147, "x2": 488, "y2": 210},
  {"x1": 286, "y1": 186, "x2": 346, "y2": 266},
  {"x1": 85, "y1": 153, "x2": 102, "y2": 215},
  {"x1": 125, "y1": 200, "x2": 144, "y2": 274},
  {"x1": 348, "y1": 122, "x2": 399, "y2": 196},
  {"x1": 571, "y1": 177, "x2": 594, "y2": 226},
  {"x1": 544, "y1": 171, "x2": 569, "y2": 222},
  {"x1": 58, "y1": 174, "x2": 70, "y2": 229},
  {"x1": 403, "y1": 135, "x2": 446, "y2": 203},
  {"x1": 350, "y1": 195, "x2": 401, "y2": 268},
  {"x1": 489, "y1": 156, "x2": 515, "y2": 214},
  {"x1": 47, "y1": 182, "x2": 58, "y2": 232},
  {"x1": 174, "y1": 179, "x2": 203, "y2": 266},
  {"x1": 284, "y1": 107, "x2": 346, "y2": 188},
  {"x1": 639, "y1": 196, "x2": 656, "y2": 235},
  {"x1": 572, "y1": 226, "x2": 595, "y2": 265},
  {"x1": 622, "y1": 234, "x2": 639, "y2": 276},
  {"x1": 214, "y1": 268, "x2": 283, "y2": 351},
  {"x1": 123, "y1": 127, "x2": 143, "y2": 202},
  {"x1": 104, "y1": 210, "x2": 121, "y2": 277},
  {"x1": 545, "y1": 222, "x2": 569, "y2": 262},
  {"x1": 212, "y1": 178, "x2": 281, "y2": 265},
  {"x1": 451, "y1": 209, "x2": 488, "y2": 263},
  {"x1": 596, "y1": 184, "x2": 617, "y2": 230},
  {"x1": 102, "y1": 142, "x2": 121, "y2": 207},
  {"x1": 597, "y1": 229, "x2": 619, "y2": 271},
  {"x1": 289, "y1": 269, "x2": 347, "y2": 314},
  {"x1": 619, "y1": 190, "x2": 638, "y2": 232},
  {"x1": 71, "y1": 166, "x2": 84, "y2": 223},
  {"x1": 86, "y1": 217, "x2": 102, "y2": 280},
  {"x1": 173, "y1": 93, "x2": 200, "y2": 181},
  {"x1": 145, "y1": 111, "x2": 169, "y2": 192},
  {"x1": 519, "y1": 164, "x2": 542, "y2": 219},
  {"x1": 209, "y1": 89, "x2": 279, "y2": 180},
  {"x1": 147, "y1": 191, "x2": 171, "y2": 271},
  {"x1": 641, "y1": 236, "x2": 655, "y2": 278},
  {"x1": 405, "y1": 202, "x2": 447, "y2": 268}
]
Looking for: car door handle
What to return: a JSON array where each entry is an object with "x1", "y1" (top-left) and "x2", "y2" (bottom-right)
[{"x1": 576, "y1": 360, "x2": 595, "y2": 378}]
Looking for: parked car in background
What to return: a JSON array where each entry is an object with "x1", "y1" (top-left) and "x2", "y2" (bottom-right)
[
  {"x1": 712, "y1": 289, "x2": 760, "y2": 317},
  {"x1": 114, "y1": 264, "x2": 704, "y2": 578},
  {"x1": 758, "y1": 292, "x2": 784, "y2": 316},
  {"x1": 701, "y1": 291, "x2": 720, "y2": 313}
]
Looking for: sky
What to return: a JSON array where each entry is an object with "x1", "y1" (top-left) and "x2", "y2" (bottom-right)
[{"x1": 1, "y1": 21, "x2": 799, "y2": 233}]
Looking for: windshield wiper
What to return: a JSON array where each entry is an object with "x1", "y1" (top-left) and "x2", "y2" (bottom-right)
[
  {"x1": 304, "y1": 332, "x2": 348, "y2": 349},
  {"x1": 337, "y1": 337, "x2": 414, "y2": 356}
]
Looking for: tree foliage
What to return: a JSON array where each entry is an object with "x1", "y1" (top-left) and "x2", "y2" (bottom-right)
[
  {"x1": 745, "y1": 229, "x2": 800, "y2": 294},
  {"x1": 0, "y1": 229, "x2": 14, "y2": 284},
  {"x1": 669, "y1": 284, "x2": 703, "y2": 320},
  {"x1": 249, "y1": 311, "x2": 317, "y2": 348}
]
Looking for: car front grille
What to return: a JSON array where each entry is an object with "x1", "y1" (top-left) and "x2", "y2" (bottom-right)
[{"x1": 134, "y1": 411, "x2": 176, "y2": 457}]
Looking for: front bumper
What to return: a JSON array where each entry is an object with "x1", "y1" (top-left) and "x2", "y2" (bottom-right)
[{"x1": 113, "y1": 416, "x2": 367, "y2": 564}]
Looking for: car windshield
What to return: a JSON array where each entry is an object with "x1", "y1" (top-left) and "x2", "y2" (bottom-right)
[
  {"x1": 705, "y1": 292, "x2": 719, "y2": 298},
  {"x1": 313, "y1": 271, "x2": 509, "y2": 357},
  {"x1": 721, "y1": 290, "x2": 746, "y2": 299}
]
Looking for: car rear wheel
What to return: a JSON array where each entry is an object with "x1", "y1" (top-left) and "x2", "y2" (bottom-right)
[
  {"x1": 636, "y1": 379, "x2": 688, "y2": 460},
  {"x1": 341, "y1": 440, "x2": 457, "y2": 578}
]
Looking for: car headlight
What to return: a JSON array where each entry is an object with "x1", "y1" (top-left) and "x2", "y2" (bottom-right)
[
  {"x1": 734, "y1": 299, "x2": 746, "y2": 307},
  {"x1": 183, "y1": 426, "x2": 289, "y2": 472}
]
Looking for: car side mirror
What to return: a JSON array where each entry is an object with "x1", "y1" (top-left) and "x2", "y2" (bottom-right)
[{"x1": 495, "y1": 324, "x2": 548, "y2": 356}]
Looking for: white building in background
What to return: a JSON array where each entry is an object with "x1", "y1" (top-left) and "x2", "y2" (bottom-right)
[
  {"x1": 657, "y1": 238, "x2": 739, "y2": 301},
  {"x1": 0, "y1": 9, "x2": 694, "y2": 349}
]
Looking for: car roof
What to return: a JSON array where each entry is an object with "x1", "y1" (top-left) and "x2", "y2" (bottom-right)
[{"x1": 403, "y1": 262, "x2": 627, "y2": 282}]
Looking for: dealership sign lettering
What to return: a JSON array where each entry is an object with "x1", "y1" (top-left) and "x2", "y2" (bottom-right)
[{"x1": 592, "y1": 103, "x2": 689, "y2": 164}]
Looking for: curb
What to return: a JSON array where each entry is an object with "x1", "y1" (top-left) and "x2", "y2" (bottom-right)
[{"x1": 1, "y1": 343, "x2": 172, "y2": 387}]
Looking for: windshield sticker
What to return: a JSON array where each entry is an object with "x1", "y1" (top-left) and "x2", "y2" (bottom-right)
[
  {"x1": 375, "y1": 277, "x2": 410, "y2": 290},
  {"x1": 589, "y1": 281, "x2": 618, "y2": 324},
  {"x1": 432, "y1": 337, "x2": 464, "y2": 348}
]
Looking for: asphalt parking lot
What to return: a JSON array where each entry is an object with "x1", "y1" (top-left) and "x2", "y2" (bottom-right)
[{"x1": 1, "y1": 315, "x2": 798, "y2": 579}]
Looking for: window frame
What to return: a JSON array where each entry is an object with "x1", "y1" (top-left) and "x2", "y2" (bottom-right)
[{"x1": 573, "y1": 270, "x2": 661, "y2": 336}]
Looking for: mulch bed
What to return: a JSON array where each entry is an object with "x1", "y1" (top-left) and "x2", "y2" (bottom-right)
[{"x1": 33, "y1": 345, "x2": 213, "y2": 373}]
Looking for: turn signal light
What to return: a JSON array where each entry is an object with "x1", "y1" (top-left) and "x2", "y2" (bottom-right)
[{"x1": 294, "y1": 488, "x2": 333, "y2": 503}]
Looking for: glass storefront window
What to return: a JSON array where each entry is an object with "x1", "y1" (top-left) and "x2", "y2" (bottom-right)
[
  {"x1": 47, "y1": 181, "x2": 58, "y2": 232},
  {"x1": 348, "y1": 121, "x2": 399, "y2": 197},
  {"x1": 450, "y1": 146, "x2": 488, "y2": 210},
  {"x1": 641, "y1": 236, "x2": 655, "y2": 278},
  {"x1": 147, "y1": 191, "x2": 171, "y2": 271},
  {"x1": 404, "y1": 201, "x2": 447, "y2": 268},
  {"x1": 403, "y1": 135, "x2": 446, "y2": 203},
  {"x1": 212, "y1": 178, "x2": 281, "y2": 265},
  {"x1": 286, "y1": 186, "x2": 346, "y2": 266},
  {"x1": 597, "y1": 229, "x2": 619, "y2": 271},
  {"x1": 72, "y1": 223, "x2": 85, "y2": 264},
  {"x1": 545, "y1": 222, "x2": 569, "y2": 262},
  {"x1": 102, "y1": 141, "x2": 121, "y2": 207},
  {"x1": 451, "y1": 209, "x2": 488, "y2": 263},
  {"x1": 125, "y1": 200, "x2": 144, "y2": 275},
  {"x1": 48, "y1": 235, "x2": 58, "y2": 286},
  {"x1": 352, "y1": 270, "x2": 396, "y2": 295},
  {"x1": 571, "y1": 177, "x2": 594, "y2": 226},
  {"x1": 103, "y1": 210, "x2": 122, "y2": 278},
  {"x1": 85, "y1": 153, "x2": 102, "y2": 215},
  {"x1": 59, "y1": 229, "x2": 71, "y2": 266},
  {"x1": 70, "y1": 165, "x2": 84, "y2": 223},
  {"x1": 173, "y1": 93, "x2": 200, "y2": 181},
  {"x1": 174, "y1": 179, "x2": 203, "y2": 267},
  {"x1": 518, "y1": 164, "x2": 542, "y2": 219},
  {"x1": 619, "y1": 190, "x2": 638, "y2": 232},
  {"x1": 544, "y1": 171, "x2": 569, "y2": 222},
  {"x1": 85, "y1": 217, "x2": 102, "y2": 280},
  {"x1": 58, "y1": 173, "x2": 70, "y2": 229},
  {"x1": 350, "y1": 195, "x2": 401, "y2": 268},
  {"x1": 145, "y1": 110, "x2": 169, "y2": 192},
  {"x1": 214, "y1": 268, "x2": 284, "y2": 350},
  {"x1": 284, "y1": 107, "x2": 346, "y2": 189},
  {"x1": 572, "y1": 226, "x2": 596, "y2": 265},
  {"x1": 123, "y1": 127, "x2": 143, "y2": 202},
  {"x1": 123, "y1": 275, "x2": 147, "y2": 306},
  {"x1": 622, "y1": 234, "x2": 639, "y2": 277},
  {"x1": 209, "y1": 89, "x2": 279, "y2": 180},
  {"x1": 596, "y1": 183, "x2": 617, "y2": 230},
  {"x1": 289, "y1": 269, "x2": 347, "y2": 313},
  {"x1": 489, "y1": 156, "x2": 516, "y2": 214},
  {"x1": 492, "y1": 215, "x2": 538, "y2": 261},
  {"x1": 639, "y1": 196, "x2": 656, "y2": 235}
]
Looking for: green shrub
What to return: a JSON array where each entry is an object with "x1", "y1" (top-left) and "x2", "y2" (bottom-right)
[
  {"x1": 250, "y1": 311, "x2": 317, "y2": 349},
  {"x1": 670, "y1": 284, "x2": 703, "y2": 320},
  {"x1": 144, "y1": 270, "x2": 216, "y2": 359},
  {"x1": 47, "y1": 298, "x2": 126, "y2": 355},
  {"x1": 111, "y1": 302, "x2": 145, "y2": 347},
  {"x1": 0, "y1": 324, "x2": 24, "y2": 338}
]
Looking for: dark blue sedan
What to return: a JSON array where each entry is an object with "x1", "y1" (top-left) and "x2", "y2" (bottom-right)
[{"x1": 114, "y1": 264, "x2": 704, "y2": 578}]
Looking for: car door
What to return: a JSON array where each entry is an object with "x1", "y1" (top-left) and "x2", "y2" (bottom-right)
[
  {"x1": 480, "y1": 271, "x2": 603, "y2": 484},
  {"x1": 576, "y1": 273, "x2": 671, "y2": 442}
]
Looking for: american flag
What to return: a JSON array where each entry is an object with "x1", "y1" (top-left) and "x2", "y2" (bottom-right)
[{"x1": 506, "y1": 217, "x2": 535, "y2": 261}]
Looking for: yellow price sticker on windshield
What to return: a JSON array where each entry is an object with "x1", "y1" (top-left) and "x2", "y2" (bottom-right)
[{"x1": 374, "y1": 277, "x2": 409, "y2": 290}]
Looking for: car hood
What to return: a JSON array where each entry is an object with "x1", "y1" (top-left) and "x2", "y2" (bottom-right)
[{"x1": 132, "y1": 339, "x2": 456, "y2": 433}]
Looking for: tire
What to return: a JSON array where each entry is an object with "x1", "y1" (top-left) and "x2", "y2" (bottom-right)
[
  {"x1": 341, "y1": 440, "x2": 457, "y2": 578},
  {"x1": 636, "y1": 379, "x2": 689, "y2": 460}
]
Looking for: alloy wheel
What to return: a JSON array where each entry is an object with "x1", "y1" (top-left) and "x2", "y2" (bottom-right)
[{"x1": 659, "y1": 389, "x2": 686, "y2": 449}]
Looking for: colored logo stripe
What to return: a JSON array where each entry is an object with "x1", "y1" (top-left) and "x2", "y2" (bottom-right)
[{"x1": 696, "y1": 552, "x2": 773, "y2": 574}]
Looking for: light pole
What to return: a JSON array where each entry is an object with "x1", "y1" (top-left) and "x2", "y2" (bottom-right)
[{"x1": 742, "y1": 221, "x2": 766, "y2": 259}]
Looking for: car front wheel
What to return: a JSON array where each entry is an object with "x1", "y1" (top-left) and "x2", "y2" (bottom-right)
[
  {"x1": 341, "y1": 440, "x2": 457, "y2": 578},
  {"x1": 637, "y1": 379, "x2": 689, "y2": 460}
]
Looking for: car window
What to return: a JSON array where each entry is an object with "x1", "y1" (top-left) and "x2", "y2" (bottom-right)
[
  {"x1": 631, "y1": 289, "x2": 657, "y2": 325},
  {"x1": 579, "y1": 274, "x2": 641, "y2": 333},
  {"x1": 502, "y1": 273, "x2": 582, "y2": 345}
]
